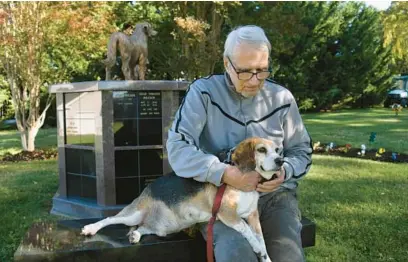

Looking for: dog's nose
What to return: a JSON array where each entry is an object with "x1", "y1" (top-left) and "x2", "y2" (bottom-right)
[{"x1": 274, "y1": 157, "x2": 284, "y2": 166}]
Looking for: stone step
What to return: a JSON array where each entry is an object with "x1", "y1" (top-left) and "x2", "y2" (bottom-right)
[{"x1": 15, "y1": 217, "x2": 315, "y2": 262}]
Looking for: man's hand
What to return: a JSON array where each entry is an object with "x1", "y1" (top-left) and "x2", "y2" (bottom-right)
[
  {"x1": 222, "y1": 165, "x2": 261, "y2": 192},
  {"x1": 256, "y1": 167, "x2": 285, "y2": 193}
]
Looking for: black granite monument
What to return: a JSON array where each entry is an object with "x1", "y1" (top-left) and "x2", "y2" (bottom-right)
[{"x1": 49, "y1": 80, "x2": 189, "y2": 218}]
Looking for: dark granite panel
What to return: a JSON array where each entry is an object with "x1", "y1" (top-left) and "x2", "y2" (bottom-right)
[
  {"x1": 115, "y1": 178, "x2": 139, "y2": 205},
  {"x1": 122, "y1": 92, "x2": 138, "y2": 118},
  {"x1": 114, "y1": 119, "x2": 138, "y2": 146},
  {"x1": 139, "y1": 149, "x2": 163, "y2": 176},
  {"x1": 179, "y1": 90, "x2": 187, "y2": 105},
  {"x1": 138, "y1": 91, "x2": 161, "y2": 118},
  {"x1": 114, "y1": 150, "x2": 139, "y2": 178},
  {"x1": 65, "y1": 148, "x2": 81, "y2": 174},
  {"x1": 113, "y1": 91, "x2": 138, "y2": 119},
  {"x1": 113, "y1": 91, "x2": 138, "y2": 120},
  {"x1": 81, "y1": 150, "x2": 96, "y2": 176},
  {"x1": 67, "y1": 174, "x2": 81, "y2": 198},
  {"x1": 138, "y1": 119, "x2": 162, "y2": 145},
  {"x1": 113, "y1": 95, "x2": 124, "y2": 119},
  {"x1": 81, "y1": 176, "x2": 97, "y2": 200},
  {"x1": 66, "y1": 148, "x2": 95, "y2": 176}
]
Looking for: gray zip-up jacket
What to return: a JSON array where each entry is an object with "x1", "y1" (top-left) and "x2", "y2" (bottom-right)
[{"x1": 166, "y1": 73, "x2": 312, "y2": 191}]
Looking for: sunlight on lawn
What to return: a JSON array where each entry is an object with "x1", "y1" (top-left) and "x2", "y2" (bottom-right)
[
  {"x1": 305, "y1": 119, "x2": 338, "y2": 124},
  {"x1": 374, "y1": 118, "x2": 402, "y2": 123},
  {"x1": 389, "y1": 128, "x2": 408, "y2": 132},
  {"x1": 302, "y1": 108, "x2": 408, "y2": 154},
  {"x1": 346, "y1": 123, "x2": 374, "y2": 127}
]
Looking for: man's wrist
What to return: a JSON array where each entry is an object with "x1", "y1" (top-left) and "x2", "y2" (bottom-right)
[
  {"x1": 221, "y1": 165, "x2": 235, "y2": 185},
  {"x1": 282, "y1": 162, "x2": 293, "y2": 181}
]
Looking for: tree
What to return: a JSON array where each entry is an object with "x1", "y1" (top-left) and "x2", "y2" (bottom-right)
[
  {"x1": 238, "y1": 1, "x2": 393, "y2": 110},
  {"x1": 0, "y1": 2, "x2": 115, "y2": 151},
  {"x1": 0, "y1": 2, "x2": 50, "y2": 151},
  {"x1": 382, "y1": 1, "x2": 408, "y2": 74}
]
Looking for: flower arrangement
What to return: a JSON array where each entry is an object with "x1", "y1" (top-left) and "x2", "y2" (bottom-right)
[
  {"x1": 358, "y1": 144, "x2": 366, "y2": 156},
  {"x1": 376, "y1": 148, "x2": 386, "y2": 158}
]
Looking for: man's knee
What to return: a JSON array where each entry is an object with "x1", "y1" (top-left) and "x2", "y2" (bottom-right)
[
  {"x1": 201, "y1": 221, "x2": 258, "y2": 262},
  {"x1": 260, "y1": 190, "x2": 305, "y2": 262},
  {"x1": 214, "y1": 238, "x2": 258, "y2": 262}
]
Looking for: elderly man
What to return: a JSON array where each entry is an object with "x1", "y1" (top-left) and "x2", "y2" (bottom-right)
[{"x1": 166, "y1": 25, "x2": 312, "y2": 262}]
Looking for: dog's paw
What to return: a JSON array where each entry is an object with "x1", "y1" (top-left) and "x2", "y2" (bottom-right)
[
  {"x1": 129, "y1": 230, "x2": 141, "y2": 244},
  {"x1": 81, "y1": 224, "x2": 99, "y2": 236},
  {"x1": 260, "y1": 254, "x2": 272, "y2": 262}
]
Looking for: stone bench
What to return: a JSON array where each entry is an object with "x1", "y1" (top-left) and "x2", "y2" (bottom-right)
[{"x1": 14, "y1": 218, "x2": 315, "y2": 262}]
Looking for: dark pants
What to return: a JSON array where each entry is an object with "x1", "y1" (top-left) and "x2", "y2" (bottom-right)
[{"x1": 200, "y1": 189, "x2": 304, "y2": 262}]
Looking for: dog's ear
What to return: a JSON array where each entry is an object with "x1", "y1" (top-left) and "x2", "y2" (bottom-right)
[{"x1": 231, "y1": 138, "x2": 257, "y2": 171}]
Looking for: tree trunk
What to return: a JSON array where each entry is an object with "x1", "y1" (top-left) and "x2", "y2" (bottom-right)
[
  {"x1": 26, "y1": 126, "x2": 39, "y2": 152},
  {"x1": 19, "y1": 127, "x2": 40, "y2": 152},
  {"x1": 20, "y1": 131, "x2": 28, "y2": 151}
]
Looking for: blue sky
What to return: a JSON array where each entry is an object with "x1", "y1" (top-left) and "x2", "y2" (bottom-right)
[{"x1": 364, "y1": 0, "x2": 392, "y2": 10}]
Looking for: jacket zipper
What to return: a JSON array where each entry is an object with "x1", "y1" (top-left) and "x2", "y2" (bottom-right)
[{"x1": 239, "y1": 98, "x2": 248, "y2": 138}]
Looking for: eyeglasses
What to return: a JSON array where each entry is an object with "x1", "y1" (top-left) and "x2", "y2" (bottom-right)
[{"x1": 227, "y1": 56, "x2": 271, "y2": 81}]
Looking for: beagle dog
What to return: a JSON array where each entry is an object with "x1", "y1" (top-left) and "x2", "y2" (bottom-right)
[{"x1": 82, "y1": 137, "x2": 283, "y2": 262}]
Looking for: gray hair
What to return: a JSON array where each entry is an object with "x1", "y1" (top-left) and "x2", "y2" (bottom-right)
[{"x1": 223, "y1": 25, "x2": 271, "y2": 59}]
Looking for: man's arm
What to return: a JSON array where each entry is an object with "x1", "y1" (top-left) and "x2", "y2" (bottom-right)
[
  {"x1": 166, "y1": 83, "x2": 228, "y2": 186},
  {"x1": 281, "y1": 98, "x2": 313, "y2": 182},
  {"x1": 166, "y1": 83, "x2": 261, "y2": 190}
]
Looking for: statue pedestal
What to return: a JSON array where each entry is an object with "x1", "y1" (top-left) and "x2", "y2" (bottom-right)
[{"x1": 14, "y1": 219, "x2": 206, "y2": 262}]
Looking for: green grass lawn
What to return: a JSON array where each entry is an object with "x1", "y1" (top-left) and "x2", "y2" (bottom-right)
[
  {"x1": 0, "y1": 128, "x2": 57, "y2": 156},
  {"x1": 0, "y1": 159, "x2": 58, "y2": 262},
  {"x1": 0, "y1": 155, "x2": 406, "y2": 262},
  {"x1": 300, "y1": 155, "x2": 408, "y2": 262},
  {"x1": 303, "y1": 108, "x2": 408, "y2": 154},
  {"x1": 0, "y1": 109, "x2": 407, "y2": 262}
]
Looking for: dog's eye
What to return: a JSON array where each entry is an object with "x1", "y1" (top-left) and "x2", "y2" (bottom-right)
[
  {"x1": 257, "y1": 147, "x2": 267, "y2": 154},
  {"x1": 275, "y1": 148, "x2": 279, "y2": 153}
]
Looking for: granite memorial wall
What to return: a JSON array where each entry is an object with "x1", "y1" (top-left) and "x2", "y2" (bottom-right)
[{"x1": 49, "y1": 81, "x2": 188, "y2": 218}]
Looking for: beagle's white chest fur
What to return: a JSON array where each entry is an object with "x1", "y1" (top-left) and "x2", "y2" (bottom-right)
[{"x1": 236, "y1": 191, "x2": 259, "y2": 218}]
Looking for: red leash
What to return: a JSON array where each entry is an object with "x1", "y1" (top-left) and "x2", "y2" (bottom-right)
[{"x1": 206, "y1": 183, "x2": 227, "y2": 262}]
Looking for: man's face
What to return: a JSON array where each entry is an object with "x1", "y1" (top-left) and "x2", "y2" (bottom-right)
[{"x1": 224, "y1": 44, "x2": 270, "y2": 97}]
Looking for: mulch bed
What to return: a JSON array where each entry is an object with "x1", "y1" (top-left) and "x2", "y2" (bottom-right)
[
  {"x1": 313, "y1": 143, "x2": 408, "y2": 164},
  {"x1": 1, "y1": 149, "x2": 58, "y2": 162}
]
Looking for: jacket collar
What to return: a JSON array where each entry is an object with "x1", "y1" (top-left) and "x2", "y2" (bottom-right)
[{"x1": 224, "y1": 72, "x2": 244, "y2": 99}]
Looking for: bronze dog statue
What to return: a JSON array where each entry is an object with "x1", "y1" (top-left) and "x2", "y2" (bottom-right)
[{"x1": 103, "y1": 22, "x2": 157, "y2": 80}]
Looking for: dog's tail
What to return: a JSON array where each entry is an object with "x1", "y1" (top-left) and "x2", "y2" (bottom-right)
[{"x1": 102, "y1": 32, "x2": 125, "y2": 68}]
